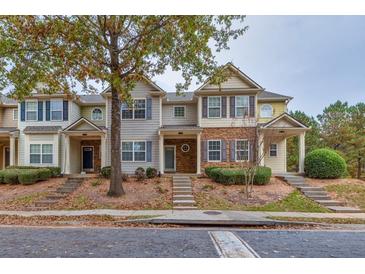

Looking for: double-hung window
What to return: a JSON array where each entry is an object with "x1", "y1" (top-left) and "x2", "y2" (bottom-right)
[
  {"x1": 260, "y1": 104, "x2": 273, "y2": 118},
  {"x1": 122, "y1": 141, "x2": 146, "y2": 162},
  {"x1": 269, "y1": 144, "x2": 278, "y2": 157},
  {"x1": 91, "y1": 108, "x2": 103, "y2": 120},
  {"x1": 122, "y1": 99, "x2": 146, "y2": 119},
  {"x1": 236, "y1": 140, "x2": 249, "y2": 161},
  {"x1": 208, "y1": 140, "x2": 221, "y2": 162},
  {"x1": 208, "y1": 96, "x2": 221, "y2": 118},
  {"x1": 30, "y1": 144, "x2": 53, "y2": 164},
  {"x1": 51, "y1": 100, "x2": 63, "y2": 121},
  {"x1": 13, "y1": 109, "x2": 18, "y2": 121},
  {"x1": 173, "y1": 106, "x2": 185, "y2": 118},
  {"x1": 235, "y1": 96, "x2": 249, "y2": 117},
  {"x1": 26, "y1": 101, "x2": 38, "y2": 121}
]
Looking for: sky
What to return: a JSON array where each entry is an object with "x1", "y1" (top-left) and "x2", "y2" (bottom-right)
[{"x1": 154, "y1": 16, "x2": 365, "y2": 117}]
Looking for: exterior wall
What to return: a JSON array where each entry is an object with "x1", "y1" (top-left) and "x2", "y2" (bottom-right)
[
  {"x1": 257, "y1": 101, "x2": 287, "y2": 123},
  {"x1": 199, "y1": 95, "x2": 257, "y2": 128},
  {"x1": 164, "y1": 138, "x2": 197, "y2": 173},
  {"x1": 81, "y1": 139, "x2": 101, "y2": 173},
  {"x1": 162, "y1": 103, "x2": 197, "y2": 126},
  {"x1": 69, "y1": 138, "x2": 81, "y2": 174},
  {"x1": 201, "y1": 127, "x2": 256, "y2": 169},
  {"x1": 1, "y1": 107, "x2": 17, "y2": 127},
  {"x1": 202, "y1": 75, "x2": 253, "y2": 90},
  {"x1": 81, "y1": 106, "x2": 106, "y2": 127},
  {"x1": 264, "y1": 138, "x2": 287, "y2": 173}
]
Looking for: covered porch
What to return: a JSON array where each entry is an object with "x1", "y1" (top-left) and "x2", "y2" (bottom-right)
[
  {"x1": 62, "y1": 118, "x2": 107, "y2": 174},
  {"x1": 0, "y1": 128, "x2": 18, "y2": 169},
  {"x1": 158, "y1": 125, "x2": 202, "y2": 175},
  {"x1": 258, "y1": 113, "x2": 310, "y2": 174}
]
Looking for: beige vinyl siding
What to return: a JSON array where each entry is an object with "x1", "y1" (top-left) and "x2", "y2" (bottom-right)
[
  {"x1": 162, "y1": 103, "x2": 197, "y2": 126},
  {"x1": 1, "y1": 107, "x2": 17, "y2": 127},
  {"x1": 70, "y1": 101, "x2": 81, "y2": 123},
  {"x1": 69, "y1": 138, "x2": 81, "y2": 173},
  {"x1": 202, "y1": 75, "x2": 253, "y2": 90},
  {"x1": 264, "y1": 138, "x2": 287, "y2": 173},
  {"x1": 81, "y1": 106, "x2": 106, "y2": 126}
]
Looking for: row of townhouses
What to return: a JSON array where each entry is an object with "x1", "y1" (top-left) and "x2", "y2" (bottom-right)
[{"x1": 0, "y1": 63, "x2": 309, "y2": 175}]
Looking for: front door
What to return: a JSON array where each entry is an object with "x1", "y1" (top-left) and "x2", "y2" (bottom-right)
[
  {"x1": 4, "y1": 147, "x2": 10, "y2": 168},
  {"x1": 164, "y1": 146, "x2": 176, "y2": 172},
  {"x1": 82, "y1": 146, "x2": 94, "y2": 171}
]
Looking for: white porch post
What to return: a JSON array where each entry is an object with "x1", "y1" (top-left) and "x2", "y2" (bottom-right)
[
  {"x1": 197, "y1": 132, "x2": 201, "y2": 174},
  {"x1": 299, "y1": 132, "x2": 306, "y2": 174},
  {"x1": 197, "y1": 96, "x2": 202, "y2": 127},
  {"x1": 258, "y1": 133, "x2": 265, "y2": 166},
  {"x1": 9, "y1": 136, "x2": 16, "y2": 166},
  {"x1": 101, "y1": 134, "x2": 107, "y2": 168},
  {"x1": 64, "y1": 134, "x2": 70, "y2": 174},
  {"x1": 159, "y1": 134, "x2": 164, "y2": 174}
]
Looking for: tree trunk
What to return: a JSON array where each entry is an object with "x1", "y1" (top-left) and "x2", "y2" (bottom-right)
[{"x1": 357, "y1": 156, "x2": 362, "y2": 179}]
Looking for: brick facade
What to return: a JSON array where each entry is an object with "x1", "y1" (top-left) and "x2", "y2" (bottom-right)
[
  {"x1": 80, "y1": 139, "x2": 101, "y2": 173},
  {"x1": 201, "y1": 127, "x2": 257, "y2": 169},
  {"x1": 164, "y1": 138, "x2": 197, "y2": 173}
]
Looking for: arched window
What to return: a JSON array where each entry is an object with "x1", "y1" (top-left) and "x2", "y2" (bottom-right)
[
  {"x1": 260, "y1": 104, "x2": 273, "y2": 118},
  {"x1": 91, "y1": 108, "x2": 103, "y2": 120}
]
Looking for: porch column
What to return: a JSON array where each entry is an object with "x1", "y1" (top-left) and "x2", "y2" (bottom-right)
[
  {"x1": 159, "y1": 134, "x2": 164, "y2": 174},
  {"x1": 9, "y1": 136, "x2": 16, "y2": 166},
  {"x1": 101, "y1": 134, "x2": 107, "y2": 168},
  {"x1": 258, "y1": 133, "x2": 265, "y2": 166},
  {"x1": 299, "y1": 132, "x2": 306, "y2": 174},
  {"x1": 64, "y1": 135, "x2": 70, "y2": 174},
  {"x1": 197, "y1": 132, "x2": 201, "y2": 174}
]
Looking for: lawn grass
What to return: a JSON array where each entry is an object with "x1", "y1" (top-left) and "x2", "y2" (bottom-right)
[
  {"x1": 325, "y1": 184, "x2": 365, "y2": 210},
  {"x1": 269, "y1": 216, "x2": 365, "y2": 225},
  {"x1": 195, "y1": 190, "x2": 330, "y2": 213}
]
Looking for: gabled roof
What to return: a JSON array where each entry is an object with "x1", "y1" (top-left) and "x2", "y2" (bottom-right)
[
  {"x1": 165, "y1": 92, "x2": 195, "y2": 103},
  {"x1": 262, "y1": 112, "x2": 310, "y2": 129},
  {"x1": 258, "y1": 91, "x2": 293, "y2": 101},
  {"x1": 23, "y1": 126, "x2": 62, "y2": 134},
  {"x1": 0, "y1": 94, "x2": 17, "y2": 106},
  {"x1": 78, "y1": 94, "x2": 105, "y2": 105},
  {"x1": 63, "y1": 117, "x2": 106, "y2": 132},
  {"x1": 195, "y1": 62, "x2": 264, "y2": 92}
]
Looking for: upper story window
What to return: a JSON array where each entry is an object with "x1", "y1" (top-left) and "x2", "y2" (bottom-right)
[
  {"x1": 235, "y1": 96, "x2": 249, "y2": 117},
  {"x1": 26, "y1": 101, "x2": 38, "y2": 121},
  {"x1": 13, "y1": 109, "x2": 18, "y2": 121},
  {"x1": 269, "y1": 143, "x2": 278, "y2": 157},
  {"x1": 260, "y1": 104, "x2": 273, "y2": 118},
  {"x1": 91, "y1": 108, "x2": 103, "y2": 121},
  {"x1": 51, "y1": 100, "x2": 63, "y2": 121},
  {"x1": 173, "y1": 106, "x2": 185, "y2": 118},
  {"x1": 122, "y1": 99, "x2": 146, "y2": 120},
  {"x1": 208, "y1": 96, "x2": 221, "y2": 118},
  {"x1": 236, "y1": 139, "x2": 249, "y2": 161},
  {"x1": 208, "y1": 140, "x2": 221, "y2": 162}
]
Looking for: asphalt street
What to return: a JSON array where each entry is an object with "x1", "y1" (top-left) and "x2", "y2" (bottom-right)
[{"x1": 0, "y1": 226, "x2": 364, "y2": 258}]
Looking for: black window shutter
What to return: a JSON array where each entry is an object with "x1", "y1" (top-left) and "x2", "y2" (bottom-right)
[
  {"x1": 45, "y1": 101, "x2": 50, "y2": 121},
  {"x1": 63, "y1": 100, "x2": 69, "y2": 121},
  {"x1": 249, "y1": 96, "x2": 255, "y2": 117},
  {"x1": 146, "y1": 97, "x2": 152, "y2": 120},
  {"x1": 38, "y1": 101, "x2": 43, "y2": 121},
  {"x1": 202, "y1": 97, "x2": 208, "y2": 118},
  {"x1": 230, "y1": 96, "x2": 235, "y2": 118},
  {"x1": 221, "y1": 96, "x2": 227, "y2": 118},
  {"x1": 20, "y1": 102, "x2": 25, "y2": 121}
]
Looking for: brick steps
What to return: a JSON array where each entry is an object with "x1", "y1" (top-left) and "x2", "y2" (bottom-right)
[{"x1": 172, "y1": 176, "x2": 197, "y2": 210}]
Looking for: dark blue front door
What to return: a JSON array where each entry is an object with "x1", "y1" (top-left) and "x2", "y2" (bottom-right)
[{"x1": 82, "y1": 146, "x2": 94, "y2": 170}]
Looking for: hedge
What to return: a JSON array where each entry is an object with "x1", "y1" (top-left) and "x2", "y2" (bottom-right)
[
  {"x1": 205, "y1": 166, "x2": 272, "y2": 185},
  {"x1": 0, "y1": 168, "x2": 53, "y2": 185},
  {"x1": 6, "y1": 166, "x2": 61, "y2": 177},
  {"x1": 305, "y1": 148, "x2": 347, "y2": 179}
]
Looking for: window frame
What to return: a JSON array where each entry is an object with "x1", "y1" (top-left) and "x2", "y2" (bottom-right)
[
  {"x1": 29, "y1": 143, "x2": 53, "y2": 164},
  {"x1": 121, "y1": 140, "x2": 147, "y2": 162},
  {"x1": 173, "y1": 105, "x2": 186, "y2": 118},
  {"x1": 50, "y1": 99, "x2": 63, "y2": 121},
  {"x1": 207, "y1": 139, "x2": 221, "y2": 162},
  {"x1": 260, "y1": 104, "x2": 273, "y2": 118},
  {"x1": 269, "y1": 143, "x2": 278, "y2": 157},
  {"x1": 235, "y1": 139, "x2": 249, "y2": 162},
  {"x1": 121, "y1": 98, "x2": 146, "y2": 120},
  {"x1": 91, "y1": 107, "x2": 103, "y2": 121},
  {"x1": 25, "y1": 100, "x2": 38, "y2": 121},
  {"x1": 13, "y1": 109, "x2": 18, "y2": 121},
  {"x1": 235, "y1": 95, "x2": 249, "y2": 118},
  {"x1": 207, "y1": 96, "x2": 221, "y2": 118}
]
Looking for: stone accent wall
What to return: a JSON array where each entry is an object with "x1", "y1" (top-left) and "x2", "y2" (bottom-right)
[
  {"x1": 201, "y1": 127, "x2": 257, "y2": 169},
  {"x1": 80, "y1": 139, "x2": 101, "y2": 173},
  {"x1": 164, "y1": 138, "x2": 197, "y2": 173}
]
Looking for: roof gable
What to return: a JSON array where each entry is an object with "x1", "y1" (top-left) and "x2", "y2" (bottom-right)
[
  {"x1": 263, "y1": 113, "x2": 309, "y2": 129},
  {"x1": 63, "y1": 117, "x2": 104, "y2": 132}
]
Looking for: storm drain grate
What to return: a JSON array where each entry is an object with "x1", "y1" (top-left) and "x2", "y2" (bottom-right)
[{"x1": 203, "y1": 211, "x2": 222, "y2": 215}]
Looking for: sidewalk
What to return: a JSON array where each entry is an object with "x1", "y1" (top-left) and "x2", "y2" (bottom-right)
[{"x1": 1, "y1": 209, "x2": 365, "y2": 225}]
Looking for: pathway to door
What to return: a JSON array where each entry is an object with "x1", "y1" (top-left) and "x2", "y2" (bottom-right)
[{"x1": 172, "y1": 175, "x2": 197, "y2": 210}]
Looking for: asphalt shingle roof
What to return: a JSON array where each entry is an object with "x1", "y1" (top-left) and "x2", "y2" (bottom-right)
[
  {"x1": 258, "y1": 91, "x2": 292, "y2": 100},
  {"x1": 23, "y1": 126, "x2": 62, "y2": 133},
  {"x1": 79, "y1": 94, "x2": 105, "y2": 104},
  {"x1": 165, "y1": 92, "x2": 194, "y2": 102}
]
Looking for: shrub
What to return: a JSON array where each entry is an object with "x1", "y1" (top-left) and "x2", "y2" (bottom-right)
[
  {"x1": 38, "y1": 168, "x2": 52, "y2": 181},
  {"x1": 206, "y1": 166, "x2": 272, "y2": 185},
  {"x1": 135, "y1": 167, "x2": 145, "y2": 175},
  {"x1": 0, "y1": 170, "x2": 6, "y2": 183},
  {"x1": 305, "y1": 148, "x2": 347, "y2": 179},
  {"x1": 100, "y1": 166, "x2": 111, "y2": 179},
  {"x1": 146, "y1": 167, "x2": 158, "y2": 178},
  {"x1": 135, "y1": 167, "x2": 146, "y2": 181},
  {"x1": 6, "y1": 166, "x2": 60, "y2": 177},
  {"x1": 204, "y1": 166, "x2": 221, "y2": 177},
  {"x1": 3, "y1": 169, "x2": 20, "y2": 184},
  {"x1": 18, "y1": 169, "x2": 40, "y2": 185}
]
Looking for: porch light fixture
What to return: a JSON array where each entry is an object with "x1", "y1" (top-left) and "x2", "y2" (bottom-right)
[
  {"x1": 82, "y1": 133, "x2": 87, "y2": 136},
  {"x1": 279, "y1": 130, "x2": 285, "y2": 134},
  {"x1": 181, "y1": 144, "x2": 190, "y2": 153},
  {"x1": 178, "y1": 132, "x2": 183, "y2": 135}
]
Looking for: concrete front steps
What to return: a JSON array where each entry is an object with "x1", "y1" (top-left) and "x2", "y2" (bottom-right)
[
  {"x1": 172, "y1": 176, "x2": 197, "y2": 210},
  {"x1": 29, "y1": 177, "x2": 84, "y2": 210},
  {"x1": 278, "y1": 174, "x2": 362, "y2": 213}
]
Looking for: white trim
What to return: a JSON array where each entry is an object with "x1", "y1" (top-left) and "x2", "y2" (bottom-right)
[
  {"x1": 25, "y1": 99, "x2": 38, "y2": 121},
  {"x1": 29, "y1": 143, "x2": 54, "y2": 165},
  {"x1": 173, "y1": 105, "x2": 186, "y2": 118},
  {"x1": 121, "y1": 140, "x2": 147, "y2": 162},
  {"x1": 12, "y1": 109, "x2": 18, "y2": 121},
  {"x1": 263, "y1": 113, "x2": 309, "y2": 129},
  {"x1": 207, "y1": 139, "x2": 221, "y2": 162},
  {"x1": 260, "y1": 104, "x2": 273, "y2": 118},
  {"x1": 207, "y1": 96, "x2": 222, "y2": 119},
  {"x1": 164, "y1": 145, "x2": 176, "y2": 172},
  {"x1": 50, "y1": 99, "x2": 63, "y2": 121},
  {"x1": 235, "y1": 139, "x2": 249, "y2": 162},
  {"x1": 269, "y1": 143, "x2": 278, "y2": 157},
  {"x1": 3, "y1": 146, "x2": 9, "y2": 169},
  {"x1": 235, "y1": 95, "x2": 250, "y2": 118},
  {"x1": 81, "y1": 145, "x2": 94, "y2": 171},
  {"x1": 91, "y1": 107, "x2": 103, "y2": 121},
  {"x1": 63, "y1": 117, "x2": 103, "y2": 132}
]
